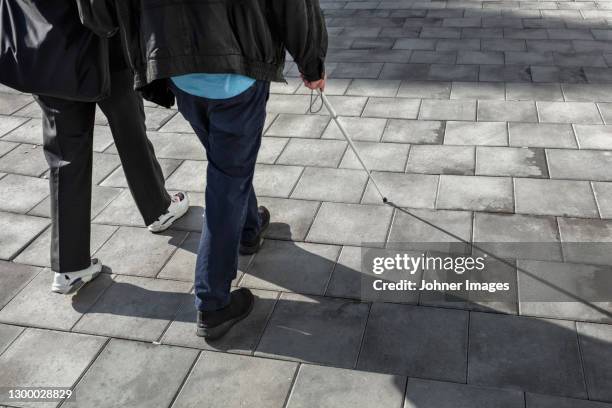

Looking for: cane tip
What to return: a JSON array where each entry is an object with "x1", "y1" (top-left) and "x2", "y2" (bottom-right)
[{"x1": 383, "y1": 197, "x2": 388, "y2": 203}]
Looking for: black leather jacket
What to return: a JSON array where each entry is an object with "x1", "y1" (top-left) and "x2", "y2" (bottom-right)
[{"x1": 77, "y1": 0, "x2": 327, "y2": 93}]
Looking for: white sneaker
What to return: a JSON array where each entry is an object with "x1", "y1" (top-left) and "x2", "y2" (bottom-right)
[
  {"x1": 148, "y1": 192, "x2": 189, "y2": 233},
  {"x1": 52, "y1": 259, "x2": 103, "y2": 294}
]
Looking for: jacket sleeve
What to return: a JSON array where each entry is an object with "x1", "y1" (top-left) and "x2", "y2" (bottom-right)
[
  {"x1": 269, "y1": 0, "x2": 328, "y2": 82},
  {"x1": 75, "y1": 0, "x2": 118, "y2": 38}
]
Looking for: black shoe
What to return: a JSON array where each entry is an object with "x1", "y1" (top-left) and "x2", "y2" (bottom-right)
[
  {"x1": 239, "y1": 206, "x2": 270, "y2": 255},
  {"x1": 196, "y1": 288, "x2": 254, "y2": 340}
]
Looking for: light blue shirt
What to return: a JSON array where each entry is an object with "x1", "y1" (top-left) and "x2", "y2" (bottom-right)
[{"x1": 171, "y1": 73, "x2": 255, "y2": 99}]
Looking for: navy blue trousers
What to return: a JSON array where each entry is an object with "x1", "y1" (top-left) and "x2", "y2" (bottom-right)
[{"x1": 171, "y1": 81, "x2": 269, "y2": 311}]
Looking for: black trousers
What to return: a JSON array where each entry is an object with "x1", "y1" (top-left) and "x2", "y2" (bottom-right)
[{"x1": 35, "y1": 69, "x2": 171, "y2": 273}]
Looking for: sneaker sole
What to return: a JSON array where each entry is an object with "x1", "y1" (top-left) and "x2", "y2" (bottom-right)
[
  {"x1": 51, "y1": 270, "x2": 101, "y2": 295},
  {"x1": 196, "y1": 296, "x2": 255, "y2": 340},
  {"x1": 149, "y1": 203, "x2": 189, "y2": 233}
]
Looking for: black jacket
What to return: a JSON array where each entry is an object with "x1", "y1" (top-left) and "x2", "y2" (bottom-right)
[{"x1": 78, "y1": 0, "x2": 328, "y2": 103}]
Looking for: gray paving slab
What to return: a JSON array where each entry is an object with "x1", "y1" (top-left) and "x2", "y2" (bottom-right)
[
  {"x1": 0, "y1": 140, "x2": 17, "y2": 159},
  {"x1": 100, "y1": 158, "x2": 180, "y2": 189},
  {"x1": 515, "y1": 178, "x2": 598, "y2": 217},
  {"x1": 12, "y1": 101, "x2": 42, "y2": 118},
  {"x1": 291, "y1": 167, "x2": 368, "y2": 203},
  {"x1": 0, "y1": 261, "x2": 39, "y2": 310},
  {"x1": 118, "y1": 132, "x2": 205, "y2": 161},
  {"x1": 562, "y1": 84, "x2": 612, "y2": 103},
  {"x1": 287, "y1": 364, "x2": 406, "y2": 408},
  {"x1": 340, "y1": 141, "x2": 410, "y2": 172},
  {"x1": 397, "y1": 81, "x2": 451, "y2": 99},
  {"x1": 0, "y1": 174, "x2": 47, "y2": 213},
  {"x1": 256, "y1": 197, "x2": 319, "y2": 241},
  {"x1": 277, "y1": 138, "x2": 347, "y2": 167},
  {"x1": 330, "y1": 62, "x2": 384, "y2": 79},
  {"x1": 362, "y1": 97, "x2": 421, "y2": 119},
  {"x1": 322, "y1": 116, "x2": 387, "y2": 142},
  {"x1": 517, "y1": 259, "x2": 612, "y2": 323},
  {"x1": 241, "y1": 240, "x2": 340, "y2": 295},
  {"x1": 173, "y1": 351, "x2": 296, "y2": 408},
  {"x1": 382, "y1": 119, "x2": 444, "y2": 144},
  {"x1": 576, "y1": 322, "x2": 612, "y2": 402},
  {"x1": 0, "y1": 115, "x2": 28, "y2": 138},
  {"x1": 92, "y1": 126, "x2": 115, "y2": 153},
  {"x1": 266, "y1": 94, "x2": 311, "y2": 114},
  {"x1": 574, "y1": 125, "x2": 612, "y2": 150},
  {"x1": 526, "y1": 393, "x2": 612, "y2": 408},
  {"x1": 557, "y1": 218, "x2": 612, "y2": 265},
  {"x1": 379, "y1": 63, "x2": 431, "y2": 80},
  {"x1": 162, "y1": 288, "x2": 277, "y2": 353},
  {"x1": 257, "y1": 136, "x2": 289, "y2": 164},
  {"x1": 158, "y1": 112, "x2": 193, "y2": 133},
  {"x1": 357, "y1": 303, "x2": 468, "y2": 381},
  {"x1": 346, "y1": 79, "x2": 401, "y2": 97},
  {"x1": 468, "y1": 312, "x2": 587, "y2": 398},
  {"x1": 0, "y1": 270, "x2": 114, "y2": 331},
  {"x1": 361, "y1": 172, "x2": 439, "y2": 208},
  {"x1": 255, "y1": 293, "x2": 369, "y2": 367},
  {"x1": 63, "y1": 339, "x2": 197, "y2": 408},
  {"x1": 253, "y1": 164, "x2": 303, "y2": 198},
  {"x1": 265, "y1": 113, "x2": 331, "y2": 138},
  {"x1": 478, "y1": 100, "x2": 538, "y2": 122},
  {"x1": 31, "y1": 185, "x2": 121, "y2": 219},
  {"x1": 73, "y1": 275, "x2": 191, "y2": 341},
  {"x1": 477, "y1": 146, "x2": 548, "y2": 177},
  {"x1": 404, "y1": 378, "x2": 525, "y2": 408},
  {"x1": 0, "y1": 143, "x2": 47, "y2": 177},
  {"x1": 0, "y1": 212, "x2": 49, "y2": 260},
  {"x1": 429, "y1": 64, "x2": 480, "y2": 81},
  {"x1": 509, "y1": 123, "x2": 577, "y2": 148},
  {"x1": 92, "y1": 188, "x2": 150, "y2": 227},
  {"x1": 0, "y1": 328, "x2": 106, "y2": 408},
  {"x1": 295, "y1": 79, "x2": 352, "y2": 95},
  {"x1": 450, "y1": 82, "x2": 506, "y2": 100},
  {"x1": 436, "y1": 175, "x2": 513, "y2": 212},
  {"x1": 444, "y1": 121, "x2": 508, "y2": 146},
  {"x1": 93, "y1": 226, "x2": 186, "y2": 277},
  {"x1": 547, "y1": 149, "x2": 612, "y2": 181},
  {"x1": 419, "y1": 99, "x2": 477, "y2": 121},
  {"x1": 538, "y1": 102, "x2": 603, "y2": 124},
  {"x1": 506, "y1": 82, "x2": 564, "y2": 101},
  {"x1": 411, "y1": 50, "x2": 457, "y2": 64},
  {"x1": 15, "y1": 224, "x2": 116, "y2": 269},
  {"x1": 593, "y1": 182, "x2": 612, "y2": 219},
  {"x1": 164, "y1": 160, "x2": 207, "y2": 193},
  {"x1": 0, "y1": 93, "x2": 32, "y2": 115},
  {"x1": 91, "y1": 152, "x2": 121, "y2": 185},
  {"x1": 0, "y1": 323, "x2": 23, "y2": 355},
  {"x1": 406, "y1": 145, "x2": 474, "y2": 175},
  {"x1": 313, "y1": 95, "x2": 368, "y2": 117}
]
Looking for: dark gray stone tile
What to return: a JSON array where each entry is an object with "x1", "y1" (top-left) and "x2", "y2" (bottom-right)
[
  {"x1": 258, "y1": 137, "x2": 289, "y2": 164},
  {"x1": 538, "y1": 102, "x2": 603, "y2": 124},
  {"x1": 346, "y1": 79, "x2": 401, "y2": 97},
  {"x1": 363, "y1": 97, "x2": 421, "y2": 119},
  {"x1": 256, "y1": 293, "x2": 369, "y2": 368},
  {"x1": 322, "y1": 117, "x2": 387, "y2": 142},
  {"x1": 450, "y1": 82, "x2": 506, "y2": 100},
  {"x1": 420, "y1": 99, "x2": 477, "y2": 121},
  {"x1": 357, "y1": 303, "x2": 468, "y2": 381},
  {"x1": 291, "y1": 167, "x2": 368, "y2": 203},
  {"x1": 557, "y1": 218, "x2": 612, "y2": 265},
  {"x1": 340, "y1": 141, "x2": 410, "y2": 172},
  {"x1": 468, "y1": 312, "x2": 587, "y2": 398},
  {"x1": 62, "y1": 339, "x2": 198, "y2": 408},
  {"x1": 526, "y1": 393, "x2": 612, "y2": 408},
  {"x1": 265, "y1": 113, "x2": 331, "y2": 138},
  {"x1": 476, "y1": 147, "x2": 548, "y2": 177},
  {"x1": 444, "y1": 121, "x2": 508, "y2": 146},
  {"x1": 277, "y1": 138, "x2": 347, "y2": 167},
  {"x1": 428, "y1": 64, "x2": 479, "y2": 81},
  {"x1": 257, "y1": 197, "x2": 319, "y2": 241},
  {"x1": 397, "y1": 81, "x2": 451, "y2": 99},
  {"x1": 508, "y1": 123, "x2": 576, "y2": 148},
  {"x1": 0, "y1": 261, "x2": 39, "y2": 309},
  {"x1": 436, "y1": 175, "x2": 514, "y2": 212},
  {"x1": 506, "y1": 83, "x2": 564, "y2": 101},
  {"x1": 547, "y1": 149, "x2": 612, "y2": 181},
  {"x1": 0, "y1": 212, "x2": 49, "y2": 260},
  {"x1": 254, "y1": 164, "x2": 303, "y2": 198},
  {"x1": 361, "y1": 172, "x2": 439, "y2": 209},
  {"x1": 92, "y1": 189, "x2": 151, "y2": 227},
  {"x1": 382, "y1": 119, "x2": 444, "y2": 144},
  {"x1": 379, "y1": 63, "x2": 431, "y2": 80},
  {"x1": 515, "y1": 179, "x2": 598, "y2": 217},
  {"x1": 32, "y1": 185, "x2": 121, "y2": 219},
  {"x1": 0, "y1": 323, "x2": 23, "y2": 355},
  {"x1": 478, "y1": 100, "x2": 538, "y2": 123},
  {"x1": 576, "y1": 322, "x2": 612, "y2": 402},
  {"x1": 406, "y1": 145, "x2": 475, "y2": 175}
]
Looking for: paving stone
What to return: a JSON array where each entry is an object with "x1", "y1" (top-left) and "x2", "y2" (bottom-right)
[
  {"x1": 291, "y1": 167, "x2": 367, "y2": 203},
  {"x1": 379, "y1": 63, "x2": 431, "y2": 80},
  {"x1": 0, "y1": 323, "x2": 23, "y2": 355},
  {"x1": 0, "y1": 93, "x2": 32, "y2": 115},
  {"x1": 0, "y1": 328, "x2": 106, "y2": 407},
  {"x1": 436, "y1": 39, "x2": 481, "y2": 51},
  {"x1": 547, "y1": 149, "x2": 612, "y2": 181},
  {"x1": 346, "y1": 79, "x2": 401, "y2": 97},
  {"x1": 295, "y1": 79, "x2": 352, "y2": 96},
  {"x1": 265, "y1": 114, "x2": 331, "y2": 138},
  {"x1": 93, "y1": 226, "x2": 186, "y2": 277},
  {"x1": 0, "y1": 115, "x2": 28, "y2": 137},
  {"x1": 437, "y1": 175, "x2": 513, "y2": 212},
  {"x1": 468, "y1": 312, "x2": 586, "y2": 398},
  {"x1": 397, "y1": 81, "x2": 451, "y2": 99},
  {"x1": 406, "y1": 145, "x2": 474, "y2": 175},
  {"x1": 362, "y1": 97, "x2": 421, "y2": 119},
  {"x1": 255, "y1": 197, "x2": 319, "y2": 241},
  {"x1": 31, "y1": 185, "x2": 121, "y2": 219},
  {"x1": 527, "y1": 39, "x2": 573, "y2": 53},
  {"x1": 287, "y1": 364, "x2": 406, "y2": 408},
  {"x1": 506, "y1": 83, "x2": 564, "y2": 101},
  {"x1": 277, "y1": 138, "x2": 347, "y2": 167},
  {"x1": 428, "y1": 64, "x2": 480, "y2": 81},
  {"x1": 162, "y1": 288, "x2": 276, "y2": 352},
  {"x1": 241, "y1": 240, "x2": 340, "y2": 295},
  {"x1": 357, "y1": 303, "x2": 468, "y2": 381},
  {"x1": 330, "y1": 62, "x2": 384, "y2": 79},
  {"x1": 383, "y1": 119, "x2": 445, "y2": 144},
  {"x1": 410, "y1": 50, "x2": 457, "y2": 64},
  {"x1": 92, "y1": 126, "x2": 116, "y2": 153},
  {"x1": 450, "y1": 82, "x2": 506, "y2": 100},
  {"x1": 0, "y1": 174, "x2": 47, "y2": 213},
  {"x1": 0, "y1": 143, "x2": 47, "y2": 176},
  {"x1": 108, "y1": 132, "x2": 204, "y2": 161},
  {"x1": 270, "y1": 77, "x2": 302, "y2": 94},
  {"x1": 478, "y1": 100, "x2": 538, "y2": 122},
  {"x1": 393, "y1": 38, "x2": 437, "y2": 50},
  {"x1": 515, "y1": 179, "x2": 598, "y2": 217},
  {"x1": 0, "y1": 212, "x2": 49, "y2": 260},
  {"x1": 93, "y1": 188, "x2": 155, "y2": 227},
  {"x1": 340, "y1": 141, "x2": 409, "y2": 172},
  {"x1": 254, "y1": 164, "x2": 303, "y2": 198},
  {"x1": 526, "y1": 393, "x2": 612, "y2": 408},
  {"x1": 266, "y1": 94, "x2": 311, "y2": 114},
  {"x1": 12, "y1": 101, "x2": 42, "y2": 118},
  {"x1": 419, "y1": 99, "x2": 476, "y2": 121},
  {"x1": 457, "y1": 50, "x2": 504, "y2": 65},
  {"x1": 482, "y1": 38, "x2": 527, "y2": 52},
  {"x1": 322, "y1": 116, "x2": 387, "y2": 142},
  {"x1": 74, "y1": 275, "x2": 191, "y2": 341},
  {"x1": 165, "y1": 160, "x2": 207, "y2": 192},
  {"x1": 576, "y1": 322, "x2": 612, "y2": 402},
  {"x1": 480, "y1": 64, "x2": 532, "y2": 83},
  {"x1": 158, "y1": 113, "x2": 193, "y2": 133},
  {"x1": 100, "y1": 158, "x2": 180, "y2": 188},
  {"x1": 256, "y1": 292, "x2": 369, "y2": 367},
  {"x1": 557, "y1": 218, "x2": 612, "y2": 265},
  {"x1": 473, "y1": 213, "x2": 562, "y2": 261},
  {"x1": 313, "y1": 95, "x2": 368, "y2": 117},
  {"x1": 562, "y1": 84, "x2": 612, "y2": 103},
  {"x1": 0, "y1": 261, "x2": 39, "y2": 309},
  {"x1": 63, "y1": 339, "x2": 198, "y2": 408},
  {"x1": 574, "y1": 125, "x2": 612, "y2": 149},
  {"x1": 0, "y1": 140, "x2": 17, "y2": 158},
  {"x1": 505, "y1": 51, "x2": 555, "y2": 65},
  {"x1": 90, "y1": 152, "x2": 121, "y2": 185},
  {"x1": 173, "y1": 351, "x2": 296, "y2": 408},
  {"x1": 421, "y1": 26, "x2": 462, "y2": 39},
  {"x1": 0, "y1": 270, "x2": 114, "y2": 331},
  {"x1": 509, "y1": 123, "x2": 577, "y2": 148},
  {"x1": 476, "y1": 146, "x2": 548, "y2": 177},
  {"x1": 538, "y1": 102, "x2": 603, "y2": 124},
  {"x1": 15, "y1": 223, "x2": 116, "y2": 269},
  {"x1": 444, "y1": 121, "x2": 508, "y2": 146},
  {"x1": 362, "y1": 172, "x2": 439, "y2": 208},
  {"x1": 593, "y1": 182, "x2": 612, "y2": 219},
  {"x1": 517, "y1": 260, "x2": 612, "y2": 323},
  {"x1": 257, "y1": 137, "x2": 289, "y2": 164},
  {"x1": 404, "y1": 378, "x2": 525, "y2": 408}
]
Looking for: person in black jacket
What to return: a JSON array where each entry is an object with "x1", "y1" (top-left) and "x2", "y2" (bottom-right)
[
  {"x1": 29, "y1": 8, "x2": 190, "y2": 294},
  {"x1": 80, "y1": 0, "x2": 328, "y2": 340}
]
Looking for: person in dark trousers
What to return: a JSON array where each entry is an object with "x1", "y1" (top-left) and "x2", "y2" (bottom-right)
[
  {"x1": 80, "y1": 0, "x2": 327, "y2": 339},
  {"x1": 35, "y1": 31, "x2": 190, "y2": 294}
]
